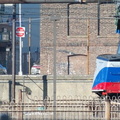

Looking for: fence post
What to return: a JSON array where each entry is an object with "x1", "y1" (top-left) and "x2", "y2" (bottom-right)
[
  {"x1": 105, "y1": 98, "x2": 111, "y2": 120},
  {"x1": 18, "y1": 89, "x2": 23, "y2": 120}
]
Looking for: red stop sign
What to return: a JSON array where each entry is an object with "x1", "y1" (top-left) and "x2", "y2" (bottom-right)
[{"x1": 16, "y1": 27, "x2": 25, "y2": 37}]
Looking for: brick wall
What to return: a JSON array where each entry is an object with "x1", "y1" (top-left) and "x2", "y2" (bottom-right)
[{"x1": 40, "y1": 3, "x2": 119, "y2": 75}]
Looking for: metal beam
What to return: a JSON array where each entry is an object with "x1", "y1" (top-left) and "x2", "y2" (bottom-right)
[
  {"x1": 12, "y1": 4, "x2": 16, "y2": 102},
  {"x1": 0, "y1": 0, "x2": 115, "y2": 4}
]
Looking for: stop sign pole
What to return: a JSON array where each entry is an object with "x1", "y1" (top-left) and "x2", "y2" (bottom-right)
[
  {"x1": 18, "y1": 4, "x2": 23, "y2": 75},
  {"x1": 15, "y1": 5, "x2": 24, "y2": 75}
]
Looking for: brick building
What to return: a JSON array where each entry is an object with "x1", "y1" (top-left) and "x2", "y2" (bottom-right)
[{"x1": 40, "y1": 3, "x2": 119, "y2": 75}]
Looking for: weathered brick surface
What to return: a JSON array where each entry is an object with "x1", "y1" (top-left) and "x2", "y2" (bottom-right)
[{"x1": 40, "y1": 3, "x2": 119, "y2": 75}]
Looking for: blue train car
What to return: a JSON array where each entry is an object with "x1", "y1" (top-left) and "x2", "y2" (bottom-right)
[{"x1": 92, "y1": 54, "x2": 120, "y2": 97}]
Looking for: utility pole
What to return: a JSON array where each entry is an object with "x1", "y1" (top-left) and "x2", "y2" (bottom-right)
[
  {"x1": 51, "y1": 14, "x2": 60, "y2": 120},
  {"x1": 12, "y1": 4, "x2": 16, "y2": 102}
]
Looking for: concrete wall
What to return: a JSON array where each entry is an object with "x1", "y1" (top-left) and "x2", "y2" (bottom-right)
[{"x1": 0, "y1": 75, "x2": 97, "y2": 102}]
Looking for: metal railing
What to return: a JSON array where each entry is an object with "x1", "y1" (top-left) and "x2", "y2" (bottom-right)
[{"x1": 0, "y1": 96, "x2": 120, "y2": 120}]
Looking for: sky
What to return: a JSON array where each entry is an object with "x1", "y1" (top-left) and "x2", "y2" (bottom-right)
[{"x1": 3, "y1": 4, "x2": 40, "y2": 53}]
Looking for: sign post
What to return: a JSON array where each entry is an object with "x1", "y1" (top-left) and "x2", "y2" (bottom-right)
[{"x1": 16, "y1": 4, "x2": 25, "y2": 75}]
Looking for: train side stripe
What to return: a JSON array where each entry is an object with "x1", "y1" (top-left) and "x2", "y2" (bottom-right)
[{"x1": 92, "y1": 67, "x2": 120, "y2": 88}]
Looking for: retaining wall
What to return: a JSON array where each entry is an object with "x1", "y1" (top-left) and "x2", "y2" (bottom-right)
[{"x1": 0, "y1": 75, "x2": 97, "y2": 102}]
